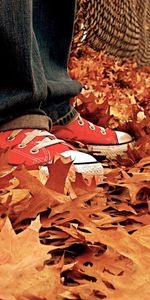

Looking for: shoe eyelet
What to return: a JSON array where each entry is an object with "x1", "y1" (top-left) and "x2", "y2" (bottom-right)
[
  {"x1": 7, "y1": 135, "x2": 15, "y2": 141},
  {"x1": 78, "y1": 119, "x2": 84, "y2": 126},
  {"x1": 100, "y1": 127, "x2": 106, "y2": 135},
  {"x1": 30, "y1": 148, "x2": 39, "y2": 154},
  {"x1": 89, "y1": 124, "x2": 95, "y2": 130},
  {"x1": 18, "y1": 143, "x2": 27, "y2": 149}
]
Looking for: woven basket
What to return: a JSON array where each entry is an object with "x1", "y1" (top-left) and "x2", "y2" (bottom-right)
[{"x1": 73, "y1": 0, "x2": 150, "y2": 65}]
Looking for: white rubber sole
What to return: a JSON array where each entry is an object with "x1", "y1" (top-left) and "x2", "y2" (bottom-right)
[
  {"x1": 74, "y1": 140, "x2": 135, "y2": 159},
  {"x1": 73, "y1": 161, "x2": 104, "y2": 175},
  {"x1": 61, "y1": 150, "x2": 103, "y2": 175}
]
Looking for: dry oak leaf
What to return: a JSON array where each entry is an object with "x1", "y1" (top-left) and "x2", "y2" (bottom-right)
[
  {"x1": 45, "y1": 154, "x2": 73, "y2": 194},
  {"x1": 0, "y1": 148, "x2": 14, "y2": 174},
  {"x1": 0, "y1": 218, "x2": 65, "y2": 299},
  {"x1": 105, "y1": 169, "x2": 150, "y2": 205},
  {"x1": 13, "y1": 165, "x2": 69, "y2": 224},
  {"x1": 62, "y1": 226, "x2": 150, "y2": 300}
]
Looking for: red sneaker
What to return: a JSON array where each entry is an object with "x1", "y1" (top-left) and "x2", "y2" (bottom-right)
[
  {"x1": 52, "y1": 114, "x2": 134, "y2": 158},
  {"x1": 0, "y1": 129, "x2": 103, "y2": 174}
]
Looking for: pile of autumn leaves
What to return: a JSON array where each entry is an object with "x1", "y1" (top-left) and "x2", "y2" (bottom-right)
[{"x1": 0, "y1": 47, "x2": 150, "y2": 299}]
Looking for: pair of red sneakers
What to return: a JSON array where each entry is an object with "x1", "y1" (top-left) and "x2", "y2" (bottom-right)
[{"x1": 0, "y1": 113, "x2": 133, "y2": 175}]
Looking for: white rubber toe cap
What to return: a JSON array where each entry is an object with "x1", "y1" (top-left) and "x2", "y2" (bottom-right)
[
  {"x1": 62, "y1": 150, "x2": 97, "y2": 164},
  {"x1": 115, "y1": 131, "x2": 133, "y2": 144},
  {"x1": 61, "y1": 150, "x2": 103, "y2": 175}
]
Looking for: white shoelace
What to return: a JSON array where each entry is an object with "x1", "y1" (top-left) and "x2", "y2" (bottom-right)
[{"x1": 7, "y1": 129, "x2": 64, "y2": 154}]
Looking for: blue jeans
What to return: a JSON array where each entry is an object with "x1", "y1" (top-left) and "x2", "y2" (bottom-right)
[{"x1": 0, "y1": 0, "x2": 81, "y2": 127}]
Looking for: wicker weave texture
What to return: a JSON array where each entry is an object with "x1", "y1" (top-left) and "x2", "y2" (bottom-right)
[{"x1": 73, "y1": 0, "x2": 150, "y2": 65}]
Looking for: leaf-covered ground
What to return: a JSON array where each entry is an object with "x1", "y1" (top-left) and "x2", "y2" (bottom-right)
[{"x1": 0, "y1": 46, "x2": 150, "y2": 299}]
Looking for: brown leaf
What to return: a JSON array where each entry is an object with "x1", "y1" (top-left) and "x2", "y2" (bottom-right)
[
  {"x1": 0, "y1": 217, "x2": 66, "y2": 299},
  {"x1": 13, "y1": 166, "x2": 68, "y2": 224},
  {"x1": 46, "y1": 155, "x2": 73, "y2": 193}
]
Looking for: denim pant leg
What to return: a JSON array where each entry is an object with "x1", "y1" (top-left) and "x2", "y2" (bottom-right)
[
  {"x1": 33, "y1": 0, "x2": 82, "y2": 123},
  {"x1": 0, "y1": 0, "x2": 48, "y2": 126},
  {"x1": 0, "y1": 0, "x2": 81, "y2": 127}
]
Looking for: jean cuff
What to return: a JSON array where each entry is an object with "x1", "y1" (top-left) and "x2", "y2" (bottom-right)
[{"x1": 0, "y1": 114, "x2": 52, "y2": 131}]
